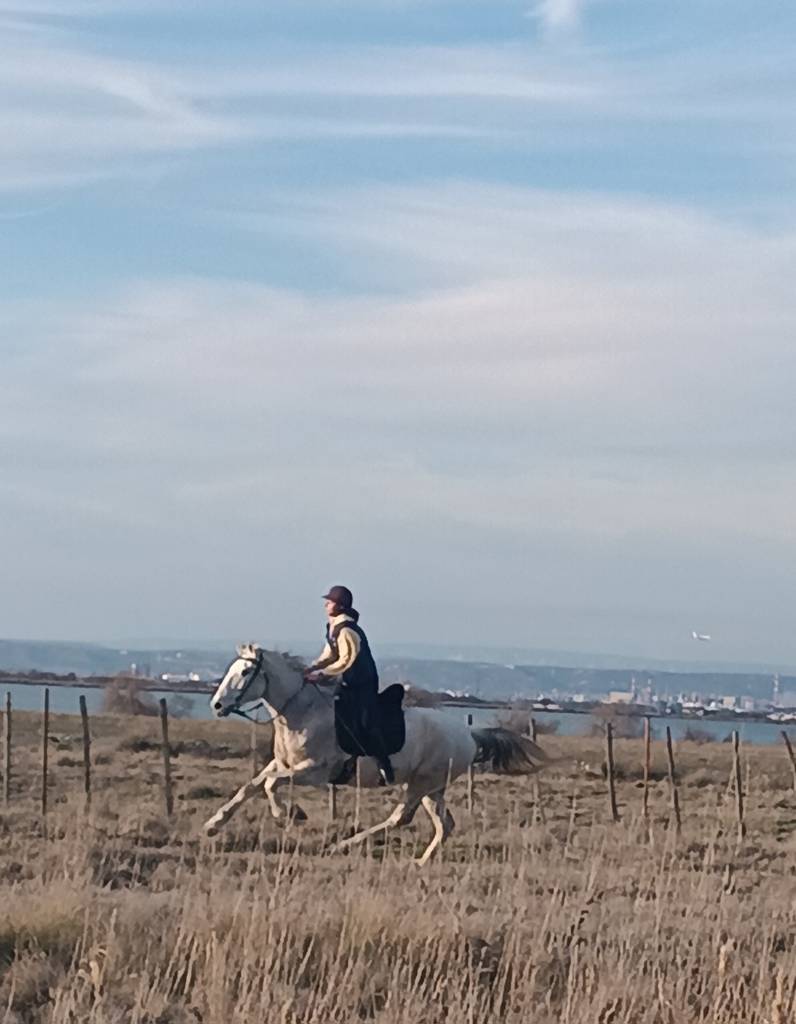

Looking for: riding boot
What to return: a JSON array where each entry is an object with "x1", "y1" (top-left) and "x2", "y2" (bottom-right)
[
  {"x1": 368, "y1": 720, "x2": 395, "y2": 785},
  {"x1": 377, "y1": 756, "x2": 395, "y2": 786},
  {"x1": 329, "y1": 756, "x2": 358, "y2": 786}
]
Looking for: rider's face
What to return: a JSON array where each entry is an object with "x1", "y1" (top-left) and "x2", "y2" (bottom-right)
[{"x1": 324, "y1": 599, "x2": 336, "y2": 618}]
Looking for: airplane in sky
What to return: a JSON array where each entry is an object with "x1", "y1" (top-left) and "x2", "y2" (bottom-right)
[{"x1": 691, "y1": 631, "x2": 712, "y2": 642}]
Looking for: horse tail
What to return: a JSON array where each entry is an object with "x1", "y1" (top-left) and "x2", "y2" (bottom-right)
[{"x1": 471, "y1": 728, "x2": 548, "y2": 774}]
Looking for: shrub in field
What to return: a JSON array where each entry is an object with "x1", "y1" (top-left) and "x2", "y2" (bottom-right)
[
  {"x1": 117, "y1": 735, "x2": 160, "y2": 753},
  {"x1": 185, "y1": 784, "x2": 225, "y2": 800},
  {"x1": 493, "y1": 706, "x2": 558, "y2": 735},
  {"x1": 682, "y1": 726, "x2": 716, "y2": 744},
  {"x1": 588, "y1": 705, "x2": 644, "y2": 739},
  {"x1": 494, "y1": 709, "x2": 534, "y2": 733},
  {"x1": 102, "y1": 675, "x2": 158, "y2": 716}
]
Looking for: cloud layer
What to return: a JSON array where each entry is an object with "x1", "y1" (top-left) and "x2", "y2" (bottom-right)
[
  {"x1": 4, "y1": 183, "x2": 796, "y2": 659},
  {"x1": 2, "y1": 1, "x2": 796, "y2": 662}
]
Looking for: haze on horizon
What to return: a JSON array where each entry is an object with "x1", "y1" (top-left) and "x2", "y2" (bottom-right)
[{"x1": 2, "y1": 1, "x2": 795, "y2": 667}]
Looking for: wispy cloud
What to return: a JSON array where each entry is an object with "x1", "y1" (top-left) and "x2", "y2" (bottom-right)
[
  {"x1": 3, "y1": 6, "x2": 795, "y2": 195},
  {"x1": 0, "y1": 26, "x2": 599, "y2": 191},
  {"x1": 5, "y1": 185, "x2": 796, "y2": 529},
  {"x1": 529, "y1": 0, "x2": 587, "y2": 34}
]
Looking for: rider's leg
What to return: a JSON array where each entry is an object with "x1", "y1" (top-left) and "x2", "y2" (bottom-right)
[
  {"x1": 328, "y1": 756, "x2": 358, "y2": 786},
  {"x1": 361, "y1": 693, "x2": 395, "y2": 785}
]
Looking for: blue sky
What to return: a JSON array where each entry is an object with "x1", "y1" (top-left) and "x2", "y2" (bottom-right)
[{"x1": 2, "y1": 0, "x2": 796, "y2": 665}]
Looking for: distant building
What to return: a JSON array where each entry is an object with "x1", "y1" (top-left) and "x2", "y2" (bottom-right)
[
  {"x1": 607, "y1": 690, "x2": 634, "y2": 704},
  {"x1": 160, "y1": 671, "x2": 201, "y2": 684}
]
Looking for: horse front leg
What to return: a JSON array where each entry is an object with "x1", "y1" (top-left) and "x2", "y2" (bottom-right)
[
  {"x1": 203, "y1": 758, "x2": 323, "y2": 836},
  {"x1": 263, "y1": 771, "x2": 308, "y2": 823}
]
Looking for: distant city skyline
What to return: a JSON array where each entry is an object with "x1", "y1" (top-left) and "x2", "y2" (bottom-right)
[{"x1": 2, "y1": 2, "x2": 795, "y2": 663}]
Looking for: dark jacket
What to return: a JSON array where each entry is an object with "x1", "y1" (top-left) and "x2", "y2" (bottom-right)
[{"x1": 311, "y1": 613, "x2": 379, "y2": 694}]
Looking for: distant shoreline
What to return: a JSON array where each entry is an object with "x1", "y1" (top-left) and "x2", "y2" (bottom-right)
[
  {"x1": 4, "y1": 674, "x2": 794, "y2": 726},
  {"x1": 0, "y1": 674, "x2": 214, "y2": 696}
]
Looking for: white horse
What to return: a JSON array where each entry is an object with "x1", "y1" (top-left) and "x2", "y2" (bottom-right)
[{"x1": 203, "y1": 644, "x2": 547, "y2": 865}]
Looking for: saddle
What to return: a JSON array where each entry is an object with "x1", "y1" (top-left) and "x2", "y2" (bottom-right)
[{"x1": 334, "y1": 684, "x2": 406, "y2": 758}]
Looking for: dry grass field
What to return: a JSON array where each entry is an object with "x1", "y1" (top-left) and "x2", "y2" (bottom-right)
[{"x1": 2, "y1": 708, "x2": 796, "y2": 1023}]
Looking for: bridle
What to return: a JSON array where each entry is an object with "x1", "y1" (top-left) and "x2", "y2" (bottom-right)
[{"x1": 218, "y1": 652, "x2": 305, "y2": 725}]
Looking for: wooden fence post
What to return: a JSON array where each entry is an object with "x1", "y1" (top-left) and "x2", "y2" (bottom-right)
[
  {"x1": 159, "y1": 698, "x2": 174, "y2": 818},
  {"x1": 642, "y1": 716, "x2": 651, "y2": 821},
  {"x1": 665, "y1": 727, "x2": 681, "y2": 835},
  {"x1": 354, "y1": 759, "x2": 362, "y2": 832},
  {"x1": 41, "y1": 688, "x2": 50, "y2": 817},
  {"x1": 529, "y1": 715, "x2": 537, "y2": 743},
  {"x1": 782, "y1": 731, "x2": 796, "y2": 792},
  {"x1": 2, "y1": 692, "x2": 10, "y2": 806},
  {"x1": 466, "y1": 713, "x2": 474, "y2": 814},
  {"x1": 328, "y1": 784, "x2": 337, "y2": 822},
  {"x1": 732, "y1": 730, "x2": 746, "y2": 841},
  {"x1": 605, "y1": 721, "x2": 620, "y2": 822},
  {"x1": 79, "y1": 695, "x2": 91, "y2": 809}
]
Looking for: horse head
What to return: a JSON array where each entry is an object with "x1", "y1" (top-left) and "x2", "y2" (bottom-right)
[
  {"x1": 210, "y1": 643, "x2": 267, "y2": 718},
  {"x1": 210, "y1": 645, "x2": 304, "y2": 719}
]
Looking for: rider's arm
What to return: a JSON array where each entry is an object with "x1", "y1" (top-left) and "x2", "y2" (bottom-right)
[
  {"x1": 310, "y1": 627, "x2": 360, "y2": 679},
  {"x1": 310, "y1": 641, "x2": 335, "y2": 671}
]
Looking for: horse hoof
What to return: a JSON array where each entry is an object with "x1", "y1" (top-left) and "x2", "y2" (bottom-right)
[{"x1": 203, "y1": 823, "x2": 219, "y2": 837}]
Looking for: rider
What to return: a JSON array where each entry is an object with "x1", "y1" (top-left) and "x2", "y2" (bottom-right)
[{"x1": 304, "y1": 585, "x2": 395, "y2": 786}]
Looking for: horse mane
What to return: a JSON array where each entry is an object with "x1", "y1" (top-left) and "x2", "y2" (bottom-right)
[{"x1": 266, "y1": 649, "x2": 306, "y2": 674}]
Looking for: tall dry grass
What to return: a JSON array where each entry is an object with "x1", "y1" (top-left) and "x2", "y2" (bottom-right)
[{"x1": 1, "y1": 712, "x2": 795, "y2": 1023}]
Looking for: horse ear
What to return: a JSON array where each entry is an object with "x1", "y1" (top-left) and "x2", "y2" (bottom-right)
[{"x1": 236, "y1": 642, "x2": 250, "y2": 658}]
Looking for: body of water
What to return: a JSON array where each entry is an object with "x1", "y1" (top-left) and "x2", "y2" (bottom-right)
[
  {"x1": 2, "y1": 681, "x2": 793, "y2": 746},
  {"x1": 450, "y1": 705, "x2": 794, "y2": 746},
  {"x1": 1, "y1": 681, "x2": 204, "y2": 718}
]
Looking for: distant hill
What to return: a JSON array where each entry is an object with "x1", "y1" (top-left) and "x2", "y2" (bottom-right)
[{"x1": 0, "y1": 639, "x2": 228, "y2": 680}]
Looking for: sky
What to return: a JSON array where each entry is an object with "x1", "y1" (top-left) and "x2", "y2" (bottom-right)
[{"x1": 2, "y1": 0, "x2": 796, "y2": 666}]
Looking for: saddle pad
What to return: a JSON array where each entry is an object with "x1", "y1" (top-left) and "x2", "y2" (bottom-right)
[
  {"x1": 378, "y1": 684, "x2": 406, "y2": 756},
  {"x1": 334, "y1": 684, "x2": 406, "y2": 758}
]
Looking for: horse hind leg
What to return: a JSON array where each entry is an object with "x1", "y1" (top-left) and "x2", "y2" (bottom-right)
[
  {"x1": 416, "y1": 791, "x2": 454, "y2": 867},
  {"x1": 332, "y1": 794, "x2": 422, "y2": 852}
]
